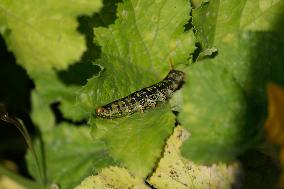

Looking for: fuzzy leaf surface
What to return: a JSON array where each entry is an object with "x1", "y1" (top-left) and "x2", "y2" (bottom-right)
[
  {"x1": 180, "y1": 0, "x2": 284, "y2": 163},
  {"x1": 79, "y1": 0, "x2": 195, "y2": 177},
  {"x1": 26, "y1": 123, "x2": 114, "y2": 189},
  {"x1": 0, "y1": 0, "x2": 102, "y2": 71}
]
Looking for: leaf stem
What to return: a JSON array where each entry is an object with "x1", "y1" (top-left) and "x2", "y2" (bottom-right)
[{"x1": 0, "y1": 105, "x2": 47, "y2": 189}]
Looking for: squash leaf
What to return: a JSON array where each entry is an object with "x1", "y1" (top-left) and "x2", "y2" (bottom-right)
[
  {"x1": 79, "y1": 0, "x2": 195, "y2": 177},
  {"x1": 179, "y1": 0, "x2": 284, "y2": 163}
]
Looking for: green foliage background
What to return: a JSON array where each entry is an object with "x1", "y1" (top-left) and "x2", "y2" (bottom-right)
[{"x1": 0, "y1": 0, "x2": 283, "y2": 188}]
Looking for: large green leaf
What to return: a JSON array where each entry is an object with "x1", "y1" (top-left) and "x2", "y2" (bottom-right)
[
  {"x1": 79, "y1": 0, "x2": 195, "y2": 177},
  {"x1": 79, "y1": 0, "x2": 195, "y2": 111},
  {"x1": 0, "y1": 0, "x2": 105, "y2": 125},
  {"x1": 180, "y1": 63, "x2": 250, "y2": 163},
  {"x1": 180, "y1": 0, "x2": 284, "y2": 163},
  {"x1": 91, "y1": 105, "x2": 175, "y2": 177},
  {"x1": 26, "y1": 123, "x2": 114, "y2": 189},
  {"x1": 0, "y1": 0, "x2": 102, "y2": 71}
]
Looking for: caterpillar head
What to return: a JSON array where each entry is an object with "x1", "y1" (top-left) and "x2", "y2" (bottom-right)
[
  {"x1": 95, "y1": 105, "x2": 123, "y2": 119},
  {"x1": 95, "y1": 106, "x2": 109, "y2": 118}
]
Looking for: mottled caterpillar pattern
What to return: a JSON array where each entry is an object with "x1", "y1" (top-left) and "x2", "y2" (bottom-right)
[{"x1": 95, "y1": 70, "x2": 185, "y2": 119}]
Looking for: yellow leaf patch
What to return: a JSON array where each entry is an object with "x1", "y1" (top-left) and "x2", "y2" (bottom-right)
[
  {"x1": 147, "y1": 126, "x2": 241, "y2": 189},
  {"x1": 74, "y1": 167, "x2": 149, "y2": 189}
]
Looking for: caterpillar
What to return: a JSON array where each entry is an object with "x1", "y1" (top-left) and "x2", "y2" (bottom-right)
[{"x1": 95, "y1": 69, "x2": 185, "y2": 119}]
